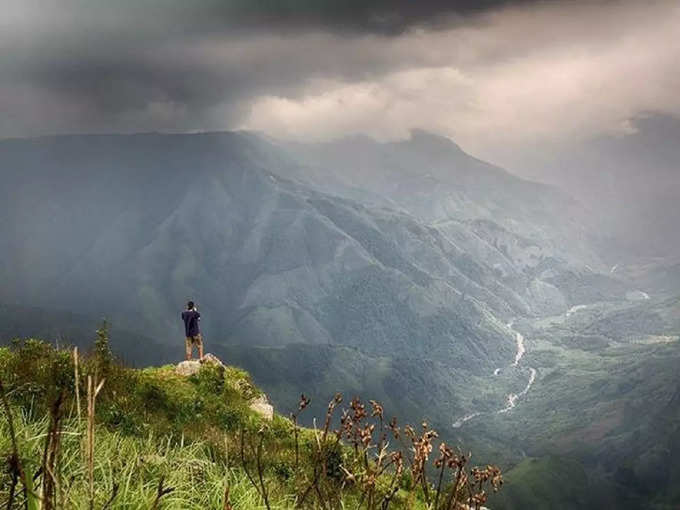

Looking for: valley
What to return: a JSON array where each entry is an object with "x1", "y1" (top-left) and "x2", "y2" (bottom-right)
[
  {"x1": 454, "y1": 319, "x2": 536, "y2": 426},
  {"x1": 0, "y1": 131, "x2": 678, "y2": 509},
  {"x1": 3, "y1": 1, "x2": 678, "y2": 507}
]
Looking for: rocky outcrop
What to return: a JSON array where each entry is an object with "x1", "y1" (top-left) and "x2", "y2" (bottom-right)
[
  {"x1": 175, "y1": 354, "x2": 273, "y2": 420},
  {"x1": 249, "y1": 394, "x2": 274, "y2": 421},
  {"x1": 175, "y1": 360, "x2": 202, "y2": 377},
  {"x1": 174, "y1": 352, "x2": 225, "y2": 377},
  {"x1": 201, "y1": 353, "x2": 225, "y2": 366}
]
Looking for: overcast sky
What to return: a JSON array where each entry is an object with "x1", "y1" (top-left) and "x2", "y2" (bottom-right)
[{"x1": 1, "y1": 0, "x2": 678, "y2": 167}]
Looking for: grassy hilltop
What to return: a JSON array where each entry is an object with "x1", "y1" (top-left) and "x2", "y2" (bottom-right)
[{"x1": 0, "y1": 332, "x2": 503, "y2": 509}]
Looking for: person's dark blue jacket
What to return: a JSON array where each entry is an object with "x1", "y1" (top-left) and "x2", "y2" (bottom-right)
[{"x1": 181, "y1": 310, "x2": 201, "y2": 337}]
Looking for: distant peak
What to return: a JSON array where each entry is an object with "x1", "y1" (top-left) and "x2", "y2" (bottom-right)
[{"x1": 405, "y1": 129, "x2": 464, "y2": 153}]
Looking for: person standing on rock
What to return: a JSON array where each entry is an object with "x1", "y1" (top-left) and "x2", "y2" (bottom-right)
[{"x1": 181, "y1": 300, "x2": 203, "y2": 361}]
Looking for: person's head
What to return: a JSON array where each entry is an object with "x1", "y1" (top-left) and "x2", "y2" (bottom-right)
[{"x1": 187, "y1": 300, "x2": 195, "y2": 310}]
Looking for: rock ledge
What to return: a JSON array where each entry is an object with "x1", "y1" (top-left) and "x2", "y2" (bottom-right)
[{"x1": 175, "y1": 354, "x2": 273, "y2": 420}]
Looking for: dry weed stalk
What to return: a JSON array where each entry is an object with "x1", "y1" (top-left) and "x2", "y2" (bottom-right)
[
  {"x1": 101, "y1": 482, "x2": 120, "y2": 510},
  {"x1": 240, "y1": 427, "x2": 272, "y2": 510},
  {"x1": 292, "y1": 394, "x2": 311, "y2": 469},
  {"x1": 223, "y1": 483, "x2": 233, "y2": 510},
  {"x1": 150, "y1": 476, "x2": 175, "y2": 510},
  {"x1": 296, "y1": 394, "x2": 503, "y2": 510},
  {"x1": 86, "y1": 375, "x2": 105, "y2": 510},
  {"x1": 254, "y1": 428, "x2": 271, "y2": 510},
  {"x1": 73, "y1": 346, "x2": 82, "y2": 424},
  {"x1": 41, "y1": 389, "x2": 66, "y2": 510},
  {"x1": 0, "y1": 376, "x2": 31, "y2": 510},
  {"x1": 237, "y1": 392, "x2": 504, "y2": 509}
]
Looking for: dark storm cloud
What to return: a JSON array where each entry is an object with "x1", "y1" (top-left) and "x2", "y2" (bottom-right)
[
  {"x1": 29, "y1": 0, "x2": 531, "y2": 36},
  {"x1": 1, "y1": 0, "x2": 678, "y2": 156},
  {"x1": 1, "y1": 0, "x2": 528, "y2": 137},
  {"x1": 178, "y1": 0, "x2": 533, "y2": 34}
]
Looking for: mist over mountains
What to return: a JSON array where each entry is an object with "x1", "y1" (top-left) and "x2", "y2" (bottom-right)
[
  {"x1": 2, "y1": 0, "x2": 679, "y2": 507},
  {"x1": 512, "y1": 114, "x2": 680, "y2": 259},
  {"x1": 1, "y1": 130, "x2": 679, "y2": 508},
  {"x1": 0, "y1": 129, "x2": 606, "y2": 423},
  {"x1": 0, "y1": 130, "x2": 609, "y2": 339}
]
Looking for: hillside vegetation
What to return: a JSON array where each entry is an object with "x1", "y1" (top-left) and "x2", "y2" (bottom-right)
[
  {"x1": 3, "y1": 131, "x2": 678, "y2": 508},
  {"x1": 0, "y1": 131, "x2": 618, "y2": 495},
  {"x1": 0, "y1": 332, "x2": 503, "y2": 509}
]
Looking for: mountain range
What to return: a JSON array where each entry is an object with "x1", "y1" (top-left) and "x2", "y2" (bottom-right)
[{"x1": 1, "y1": 130, "x2": 678, "y2": 508}]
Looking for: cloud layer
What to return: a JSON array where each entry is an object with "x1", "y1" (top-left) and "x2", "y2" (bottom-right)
[
  {"x1": 1, "y1": 0, "x2": 678, "y2": 166},
  {"x1": 242, "y1": 1, "x2": 680, "y2": 162}
]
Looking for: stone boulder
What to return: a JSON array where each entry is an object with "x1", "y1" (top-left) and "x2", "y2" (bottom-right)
[
  {"x1": 201, "y1": 353, "x2": 225, "y2": 367},
  {"x1": 249, "y1": 394, "x2": 274, "y2": 421},
  {"x1": 175, "y1": 353, "x2": 224, "y2": 376},
  {"x1": 175, "y1": 360, "x2": 201, "y2": 377}
]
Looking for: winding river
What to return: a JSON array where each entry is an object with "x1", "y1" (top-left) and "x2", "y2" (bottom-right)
[{"x1": 453, "y1": 319, "x2": 536, "y2": 428}]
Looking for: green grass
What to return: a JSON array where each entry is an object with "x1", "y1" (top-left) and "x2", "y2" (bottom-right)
[
  {"x1": 0, "y1": 412, "x2": 291, "y2": 509},
  {"x1": 0, "y1": 339, "x2": 445, "y2": 509},
  {"x1": 0, "y1": 339, "x2": 298, "y2": 508}
]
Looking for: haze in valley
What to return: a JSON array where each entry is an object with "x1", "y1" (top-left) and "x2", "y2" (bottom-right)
[{"x1": 1, "y1": 1, "x2": 679, "y2": 508}]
